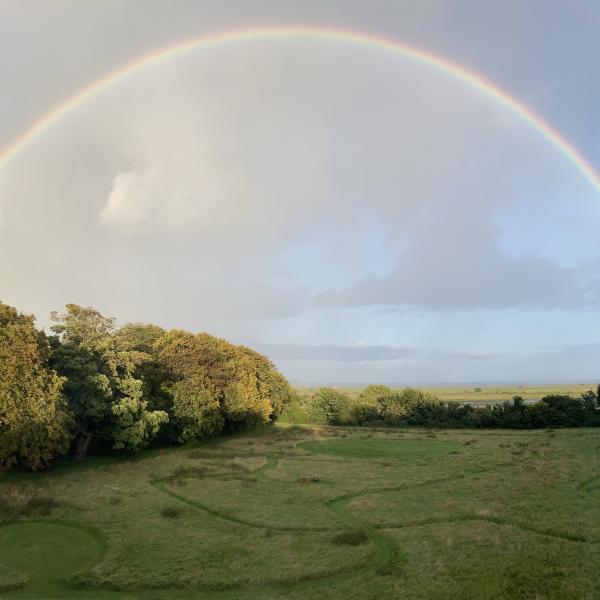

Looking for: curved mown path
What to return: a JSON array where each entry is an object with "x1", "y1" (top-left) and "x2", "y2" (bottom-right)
[
  {"x1": 3, "y1": 436, "x2": 598, "y2": 597},
  {"x1": 146, "y1": 450, "x2": 600, "y2": 594}
]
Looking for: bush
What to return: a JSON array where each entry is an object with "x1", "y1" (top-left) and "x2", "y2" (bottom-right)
[
  {"x1": 378, "y1": 388, "x2": 440, "y2": 426},
  {"x1": 302, "y1": 386, "x2": 600, "y2": 430},
  {"x1": 332, "y1": 530, "x2": 369, "y2": 546},
  {"x1": 159, "y1": 506, "x2": 182, "y2": 519},
  {"x1": 309, "y1": 388, "x2": 353, "y2": 425}
]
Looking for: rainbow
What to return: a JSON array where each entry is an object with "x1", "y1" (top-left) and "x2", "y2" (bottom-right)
[{"x1": 1, "y1": 25, "x2": 599, "y2": 194}]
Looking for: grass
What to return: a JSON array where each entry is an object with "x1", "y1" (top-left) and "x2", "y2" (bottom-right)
[
  {"x1": 293, "y1": 382, "x2": 598, "y2": 404},
  {"x1": 0, "y1": 424, "x2": 598, "y2": 598},
  {"x1": 299, "y1": 438, "x2": 459, "y2": 460},
  {"x1": 0, "y1": 521, "x2": 101, "y2": 597}
]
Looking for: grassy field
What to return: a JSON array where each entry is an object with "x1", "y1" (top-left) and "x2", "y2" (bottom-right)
[
  {"x1": 296, "y1": 382, "x2": 598, "y2": 403},
  {"x1": 1, "y1": 424, "x2": 599, "y2": 599}
]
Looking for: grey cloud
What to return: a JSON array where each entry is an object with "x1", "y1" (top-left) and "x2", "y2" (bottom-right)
[
  {"x1": 1, "y1": 0, "x2": 600, "y2": 389},
  {"x1": 255, "y1": 342, "x2": 503, "y2": 362},
  {"x1": 313, "y1": 222, "x2": 600, "y2": 311}
]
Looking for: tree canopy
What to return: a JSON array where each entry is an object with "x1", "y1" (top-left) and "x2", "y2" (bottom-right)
[
  {"x1": 49, "y1": 304, "x2": 168, "y2": 458},
  {"x1": 0, "y1": 302, "x2": 71, "y2": 470},
  {"x1": 0, "y1": 301, "x2": 293, "y2": 470}
]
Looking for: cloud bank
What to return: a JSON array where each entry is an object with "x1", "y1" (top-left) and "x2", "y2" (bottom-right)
[{"x1": 1, "y1": 32, "x2": 600, "y2": 383}]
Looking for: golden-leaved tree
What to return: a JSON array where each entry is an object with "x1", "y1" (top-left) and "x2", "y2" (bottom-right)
[{"x1": 0, "y1": 302, "x2": 72, "y2": 470}]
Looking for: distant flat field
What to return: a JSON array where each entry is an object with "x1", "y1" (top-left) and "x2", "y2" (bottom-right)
[{"x1": 295, "y1": 383, "x2": 597, "y2": 403}]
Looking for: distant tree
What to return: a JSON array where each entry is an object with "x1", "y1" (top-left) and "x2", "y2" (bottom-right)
[
  {"x1": 50, "y1": 305, "x2": 167, "y2": 458},
  {"x1": 579, "y1": 390, "x2": 599, "y2": 426},
  {"x1": 377, "y1": 388, "x2": 440, "y2": 425},
  {"x1": 527, "y1": 394, "x2": 593, "y2": 428},
  {"x1": 359, "y1": 385, "x2": 393, "y2": 403},
  {"x1": 310, "y1": 388, "x2": 353, "y2": 425},
  {"x1": 0, "y1": 302, "x2": 72, "y2": 470},
  {"x1": 490, "y1": 396, "x2": 528, "y2": 428}
]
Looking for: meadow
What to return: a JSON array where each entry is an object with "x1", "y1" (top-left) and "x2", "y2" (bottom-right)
[
  {"x1": 1, "y1": 423, "x2": 599, "y2": 599},
  {"x1": 295, "y1": 382, "x2": 597, "y2": 404}
]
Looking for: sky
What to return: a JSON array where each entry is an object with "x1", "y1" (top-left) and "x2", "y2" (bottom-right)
[{"x1": 1, "y1": 0, "x2": 600, "y2": 384}]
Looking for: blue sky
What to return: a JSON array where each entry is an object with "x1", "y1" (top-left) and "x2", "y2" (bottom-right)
[{"x1": 0, "y1": 0, "x2": 599, "y2": 384}]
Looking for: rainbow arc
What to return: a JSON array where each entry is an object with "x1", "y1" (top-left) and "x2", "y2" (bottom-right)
[{"x1": 1, "y1": 26, "x2": 598, "y2": 195}]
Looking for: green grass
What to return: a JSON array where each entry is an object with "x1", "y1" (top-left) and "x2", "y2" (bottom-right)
[
  {"x1": 0, "y1": 424, "x2": 599, "y2": 598},
  {"x1": 0, "y1": 521, "x2": 101, "y2": 596},
  {"x1": 299, "y1": 437, "x2": 459, "y2": 460}
]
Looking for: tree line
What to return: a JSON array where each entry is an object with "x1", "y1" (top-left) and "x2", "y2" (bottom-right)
[
  {"x1": 0, "y1": 301, "x2": 292, "y2": 470},
  {"x1": 301, "y1": 384, "x2": 600, "y2": 428}
]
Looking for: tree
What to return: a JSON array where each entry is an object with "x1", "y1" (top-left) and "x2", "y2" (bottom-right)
[
  {"x1": 359, "y1": 385, "x2": 393, "y2": 403},
  {"x1": 377, "y1": 388, "x2": 440, "y2": 425},
  {"x1": 115, "y1": 322, "x2": 178, "y2": 442},
  {"x1": 155, "y1": 329, "x2": 230, "y2": 441},
  {"x1": 310, "y1": 388, "x2": 353, "y2": 425},
  {"x1": 170, "y1": 376, "x2": 223, "y2": 442},
  {"x1": 0, "y1": 302, "x2": 72, "y2": 470},
  {"x1": 223, "y1": 346, "x2": 292, "y2": 429},
  {"x1": 50, "y1": 305, "x2": 167, "y2": 458},
  {"x1": 156, "y1": 330, "x2": 292, "y2": 440}
]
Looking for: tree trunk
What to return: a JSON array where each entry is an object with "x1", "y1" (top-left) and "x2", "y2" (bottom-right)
[{"x1": 75, "y1": 433, "x2": 93, "y2": 460}]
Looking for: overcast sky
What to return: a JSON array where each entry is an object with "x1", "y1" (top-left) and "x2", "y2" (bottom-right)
[{"x1": 1, "y1": 0, "x2": 600, "y2": 384}]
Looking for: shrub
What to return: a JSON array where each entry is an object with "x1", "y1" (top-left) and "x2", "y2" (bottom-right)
[
  {"x1": 309, "y1": 388, "x2": 353, "y2": 425},
  {"x1": 379, "y1": 388, "x2": 440, "y2": 426},
  {"x1": 159, "y1": 506, "x2": 182, "y2": 519},
  {"x1": 301, "y1": 386, "x2": 600, "y2": 430},
  {"x1": 332, "y1": 530, "x2": 369, "y2": 546}
]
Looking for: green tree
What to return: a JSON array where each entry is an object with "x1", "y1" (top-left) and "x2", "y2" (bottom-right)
[
  {"x1": 377, "y1": 388, "x2": 440, "y2": 425},
  {"x1": 359, "y1": 384, "x2": 393, "y2": 403},
  {"x1": 0, "y1": 302, "x2": 72, "y2": 470},
  {"x1": 50, "y1": 305, "x2": 167, "y2": 458},
  {"x1": 116, "y1": 324, "x2": 172, "y2": 409},
  {"x1": 354, "y1": 384, "x2": 393, "y2": 424},
  {"x1": 310, "y1": 388, "x2": 353, "y2": 425}
]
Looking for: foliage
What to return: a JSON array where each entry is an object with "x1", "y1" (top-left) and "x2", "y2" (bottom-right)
[
  {"x1": 304, "y1": 384, "x2": 600, "y2": 429},
  {"x1": 170, "y1": 376, "x2": 223, "y2": 443},
  {"x1": 156, "y1": 330, "x2": 292, "y2": 441},
  {"x1": 377, "y1": 388, "x2": 440, "y2": 425},
  {"x1": 358, "y1": 384, "x2": 393, "y2": 402},
  {"x1": 49, "y1": 304, "x2": 167, "y2": 457},
  {"x1": 115, "y1": 322, "x2": 176, "y2": 442},
  {"x1": 2, "y1": 300, "x2": 292, "y2": 470},
  {"x1": 0, "y1": 302, "x2": 72, "y2": 470},
  {"x1": 309, "y1": 387, "x2": 354, "y2": 425}
]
